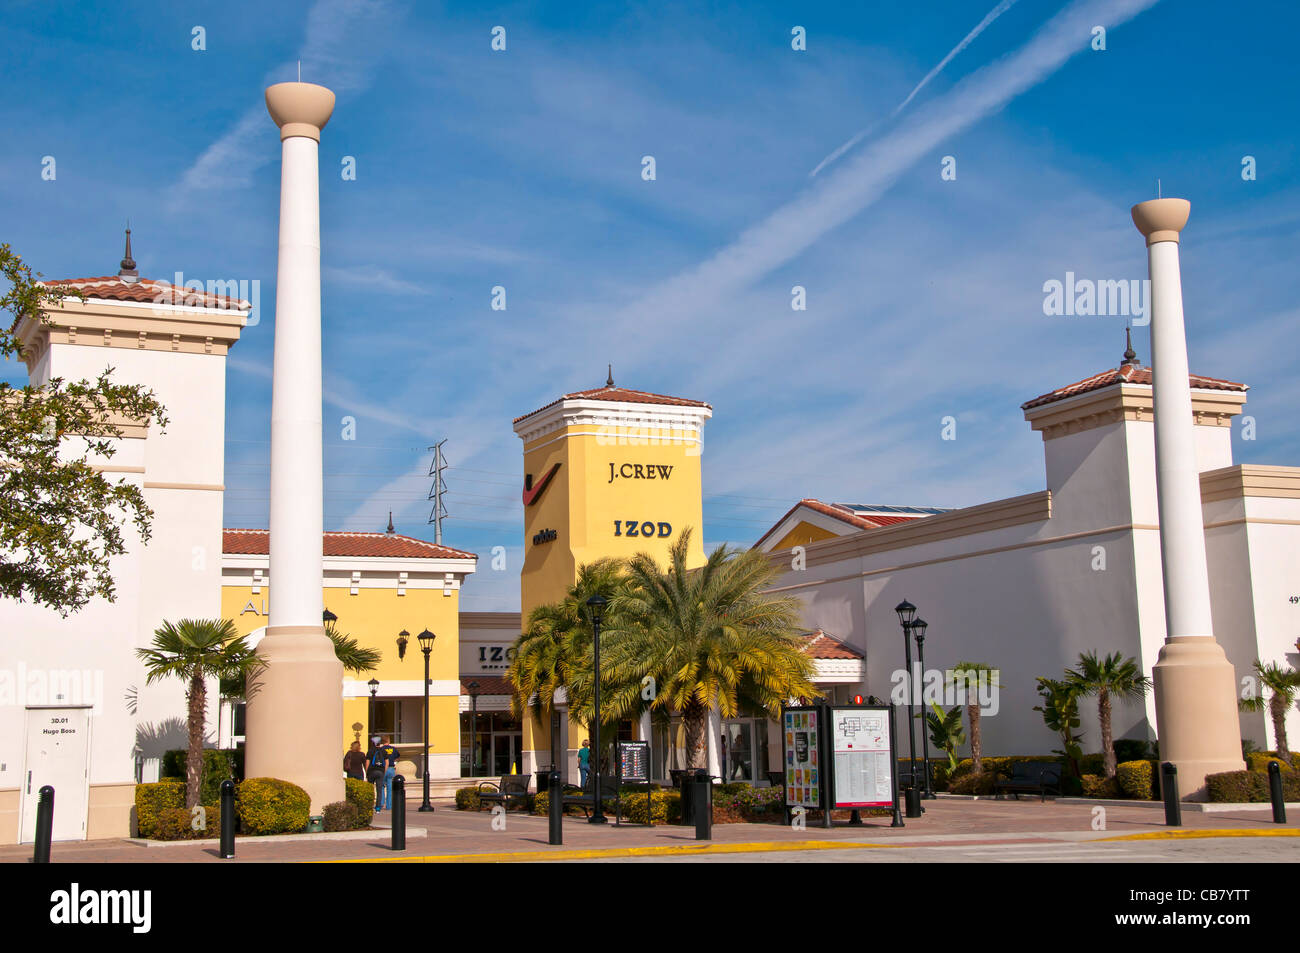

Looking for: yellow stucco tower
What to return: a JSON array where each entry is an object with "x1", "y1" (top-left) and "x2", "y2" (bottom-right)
[{"x1": 512, "y1": 374, "x2": 712, "y2": 775}]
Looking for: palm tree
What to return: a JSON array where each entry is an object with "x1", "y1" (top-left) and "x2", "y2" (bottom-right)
[
  {"x1": 921, "y1": 702, "x2": 966, "y2": 778},
  {"x1": 507, "y1": 558, "x2": 629, "y2": 762},
  {"x1": 599, "y1": 528, "x2": 819, "y2": 770},
  {"x1": 949, "y1": 661, "x2": 997, "y2": 773},
  {"x1": 136, "y1": 618, "x2": 260, "y2": 808},
  {"x1": 1065, "y1": 651, "x2": 1151, "y2": 778},
  {"x1": 1238, "y1": 660, "x2": 1300, "y2": 766},
  {"x1": 324, "y1": 619, "x2": 382, "y2": 674}
]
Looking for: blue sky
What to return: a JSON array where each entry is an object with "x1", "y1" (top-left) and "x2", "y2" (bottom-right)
[{"x1": 3, "y1": 0, "x2": 1297, "y2": 611}]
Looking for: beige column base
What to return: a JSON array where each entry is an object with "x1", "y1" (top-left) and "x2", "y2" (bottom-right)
[
  {"x1": 1153, "y1": 636, "x2": 1246, "y2": 799},
  {"x1": 245, "y1": 625, "x2": 344, "y2": 814}
]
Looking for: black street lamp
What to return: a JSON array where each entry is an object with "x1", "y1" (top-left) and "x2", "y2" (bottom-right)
[
  {"x1": 417, "y1": 629, "x2": 436, "y2": 812},
  {"x1": 912, "y1": 618, "x2": 934, "y2": 799},
  {"x1": 586, "y1": 593, "x2": 608, "y2": 825},
  {"x1": 367, "y1": 678, "x2": 379, "y2": 738},
  {"x1": 467, "y1": 681, "x2": 480, "y2": 778},
  {"x1": 894, "y1": 600, "x2": 919, "y2": 793},
  {"x1": 396, "y1": 629, "x2": 409, "y2": 661},
  {"x1": 323, "y1": 608, "x2": 337, "y2": 624}
]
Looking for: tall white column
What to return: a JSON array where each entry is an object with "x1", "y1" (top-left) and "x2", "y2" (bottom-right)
[
  {"x1": 244, "y1": 82, "x2": 343, "y2": 813},
  {"x1": 1131, "y1": 198, "x2": 1244, "y2": 796}
]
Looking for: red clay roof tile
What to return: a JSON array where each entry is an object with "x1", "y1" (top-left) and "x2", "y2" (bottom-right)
[
  {"x1": 1022, "y1": 364, "x2": 1246, "y2": 410},
  {"x1": 514, "y1": 384, "x2": 710, "y2": 424},
  {"x1": 222, "y1": 529, "x2": 475, "y2": 560}
]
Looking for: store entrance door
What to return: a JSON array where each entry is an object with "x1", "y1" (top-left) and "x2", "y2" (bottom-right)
[{"x1": 491, "y1": 732, "x2": 522, "y2": 776}]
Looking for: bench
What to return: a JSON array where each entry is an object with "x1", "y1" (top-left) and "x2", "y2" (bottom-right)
[
  {"x1": 477, "y1": 774, "x2": 532, "y2": 812},
  {"x1": 993, "y1": 762, "x2": 1063, "y2": 801},
  {"x1": 560, "y1": 776, "x2": 622, "y2": 817}
]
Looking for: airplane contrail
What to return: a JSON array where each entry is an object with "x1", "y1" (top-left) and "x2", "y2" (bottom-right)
[{"x1": 811, "y1": 0, "x2": 1023, "y2": 178}]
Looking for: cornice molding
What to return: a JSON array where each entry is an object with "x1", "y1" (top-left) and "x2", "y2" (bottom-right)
[
  {"x1": 515, "y1": 398, "x2": 712, "y2": 447},
  {"x1": 1023, "y1": 383, "x2": 1246, "y2": 441},
  {"x1": 1200, "y1": 464, "x2": 1300, "y2": 503}
]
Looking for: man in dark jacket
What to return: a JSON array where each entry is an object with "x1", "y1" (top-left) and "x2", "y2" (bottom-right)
[{"x1": 370, "y1": 736, "x2": 400, "y2": 812}]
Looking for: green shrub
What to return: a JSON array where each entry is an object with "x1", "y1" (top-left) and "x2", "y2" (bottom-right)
[
  {"x1": 1246, "y1": 752, "x2": 1295, "y2": 773},
  {"x1": 143, "y1": 800, "x2": 222, "y2": 841},
  {"x1": 345, "y1": 778, "x2": 375, "y2": 825},
  {"x1": 237, "y1": 777, "x2": 310, "y2": 834},
  {"x1": 949, "y1": 772, "x2": 996, "y2": 796},
  {"x1": 1078, "y1": 754, "x2": 1105, "y2": 777},
  {"x1": 159, "y1": 748, "x2": 236, "y2": 804},
  {"x1": 1113, "y1": 739, "x2": 1154, "y2": 763},
  {"x1": 1116, "y1": 760, "x2": 1157, "y2": 800},
  {"x1": 1206, "y1": 770, "x2": 1268, "y2": 802},
  {"x1": 623, "y1": 791, "x2": 674, "y2": 824},
  {"x1": 323, "y1": 801, "x2": 359, "y2": 832},
  {"x1": 455, "y1": 787, "x2": 482, "y2": 811},
  {"x1": 1080, "y1": 774, "x2": 1121, "y2": 798},
  {"x1": 135, "y1": 780, "x2": 185, "y2": 838},
  {"x1": 716, "y1": 782, "x2": 748, "y2": 797}
]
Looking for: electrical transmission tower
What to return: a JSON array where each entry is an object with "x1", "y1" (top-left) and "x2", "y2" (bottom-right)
[{"x1": 426, "y1": 439, "x2": 448, "y2": 544}]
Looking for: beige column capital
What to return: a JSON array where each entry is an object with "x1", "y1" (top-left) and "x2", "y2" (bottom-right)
[
  {"x1": 265, "y1": 82, "x2": 336, "y2": 142},
  {"x1": 1131, "y1": 198, "x2": 1190, "y2": 246}
]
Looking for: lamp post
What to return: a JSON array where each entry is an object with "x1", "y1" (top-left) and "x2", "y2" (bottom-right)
[
  {"x1": 912, "y1": 618, "x2": 934, "y2": 799},
  {"x1": 467, "y1": 680, "x2": 480, "y2": 778},
  {"x1": 367, "y1": 678, "x2": 379, "y2": 740},
  {"x1": 587, "y1": 594, "x2": 608, "y2": 824},
  {"x1": 322, "y1": 608, "x2": 337, "y2": 624},
  {"x1": 396, "y1": 629, "x2": 409, "y2": 662},
  {"x1": 894, "y1": 600, "x2": 919, "y2": 793},
  {"x1": 417, "y1": 629, "x2": 436, "y2": 812}
]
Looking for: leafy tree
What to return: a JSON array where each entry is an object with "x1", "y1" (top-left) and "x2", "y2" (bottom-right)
[
  {"x1": 136, "y1": 619, "x2": 260, "y2": 808},
  {"x1": 506, "y1": 559, "x2": 630, "y2": 761},
  {"x1": 921, "y1": 701, "x2": 966, "y2": 779},
  {"x1": 1033, "y1": 676, "x2": 1084, "y2": 780},
  {"x1": 324, "y1": 619, "x2": 382, "y2": 674},
  {"x1": 1238, "y1": 660, "x2": 1300, "y2": 766},
  {"x1": 598, "y1": 528, "x2": 819, "y2": 769},
  {"x1": 1066, "y1": 651, "x2": 1151, "y2": 778},
  {"x1": 948, "y1": 660, "x2": 997, "y2": 773},
  {"x1": 1, "y1": 244, "x2": 167, "y2": 615}
]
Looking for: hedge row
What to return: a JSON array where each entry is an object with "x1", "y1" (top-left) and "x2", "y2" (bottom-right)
[
  {"x1": 135, "y1": 776, "x2": 312, "y2": 840},
  {"x1": 1206, "y1": 770, "x2": 1300, "y2": 803}
]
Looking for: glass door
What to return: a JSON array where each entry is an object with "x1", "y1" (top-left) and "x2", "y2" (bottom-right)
[{"x1": 724, "y1": 721, "x2": 754, "y2": 782}]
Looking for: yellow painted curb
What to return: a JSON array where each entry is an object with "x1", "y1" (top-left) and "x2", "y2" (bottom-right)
[
  {"x1": 1098, "y1": 829, "x2": 1300, "y2": 842},
  {"x1": 322, "y1": 839, "x2": 899, "y2": 863}
]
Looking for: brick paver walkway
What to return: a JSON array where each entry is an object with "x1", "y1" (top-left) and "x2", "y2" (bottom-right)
[{"x1": 3, "y1": 796, "x2": 1295, "y2": 863}]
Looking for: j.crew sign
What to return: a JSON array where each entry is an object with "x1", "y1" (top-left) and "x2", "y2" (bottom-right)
[{"x1": 608, "y1": 462, "x2": 673, "y2": 483}]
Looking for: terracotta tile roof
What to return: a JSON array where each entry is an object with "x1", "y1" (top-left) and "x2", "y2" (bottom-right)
[
  {"x1": 1021, "y1": 363, "x2": 1247, "y2": 410},
  {"x1": 222, "y1": 529, "x2": 475, "y2": 560},
  {"x1": 38, "y1": 276, "x2": 251, "y2": 310},
  {"x1": 462, "y1": 676, "x2": 513, "y2": 695},
  {"x1": 800, "y1": 629, "x2": 864, "y2": 660},
  {"x1": 514, "y1": 384, "x2": 711, "y2": 424}
]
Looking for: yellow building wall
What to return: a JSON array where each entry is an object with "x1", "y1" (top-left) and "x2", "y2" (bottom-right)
[
  {"x1": 771, "y1": 520, "x2": 838, "y2": 551},
  {"x1": 220, "y1": 581, "x2": 463, "y2": 756},
  {"x1": 520, "y1": 415, "x2": 708, "y2": 762}
]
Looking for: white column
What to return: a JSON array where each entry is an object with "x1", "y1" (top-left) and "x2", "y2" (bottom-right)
[
  {"x1": 1131, "y1": 198, "x2": 1245, "y2": 796},
  {"x1": 245, "y1": 83, "x2": 343, "y2": 814},
  {"x1": 706, "y1": 707, "x2": 722, "y2": 780}
]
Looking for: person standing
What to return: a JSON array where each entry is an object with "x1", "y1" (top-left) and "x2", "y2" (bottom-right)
[
  {"x1": 578, "y1": 739, "x2": 591, "y2": 788},
  {"x1": 343, "y1": 740, "x2": 367, "y2": 781},
  {"x1": 370, "y1": 735, "x2": 398, "y2": 812}
]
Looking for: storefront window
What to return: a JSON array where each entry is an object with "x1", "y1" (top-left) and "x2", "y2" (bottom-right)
[{"x1": 723, "y1": 718, "x2": 770, "y2": 783}]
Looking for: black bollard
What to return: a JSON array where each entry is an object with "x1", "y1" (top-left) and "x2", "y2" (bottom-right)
[
  {"x1": 1161, "y1": 762, "x2": 1181, "y2": 827},
  {"x1": 32, "y1": 785, "x2": 54, "y2": 864},
  {"x1": 692, "y1": 774, "x2": 711, "y2": 841},
  {"x1": 1268, "y1": 761, "x2": 1287, "y2": 824},
  {"x1": 548, "y1": 770, "x2": 563, "y2": 846},
  {"x1": 391, "y1": 775, "x2": 406, "y2": 851},
  {"x1": 219, "y1": 779, "x2": 236, "y2": 859}
]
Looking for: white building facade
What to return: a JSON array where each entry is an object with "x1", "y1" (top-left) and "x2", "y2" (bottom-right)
[{"x1": 756, "y1": 352, "x2": 1300, "y2": 761}]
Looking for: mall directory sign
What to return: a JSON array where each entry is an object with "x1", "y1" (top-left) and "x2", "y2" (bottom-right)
[
  {"x1": 781, "y1": 705, "x2": 823, "y2": 809},
  {"x1": 829, "y1": 705, "x2": 898, "y2": 809}
]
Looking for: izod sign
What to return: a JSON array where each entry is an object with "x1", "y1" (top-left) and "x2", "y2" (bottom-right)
[{"x1": 608, "y1": 462, "x2": 673, "y2": 483}]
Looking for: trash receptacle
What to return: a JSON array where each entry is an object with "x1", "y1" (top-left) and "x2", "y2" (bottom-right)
[
  {"x1": 681, "y1": 769, "x2": 713, "y2": 826},
  {"x1": 536, "y1": 770, "x2": 551, "y2": 794}
]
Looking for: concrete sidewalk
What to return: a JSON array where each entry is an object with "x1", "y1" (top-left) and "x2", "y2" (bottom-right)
[{"x1": 2, "y1": 796, "x2": 1295, "y2": 863}]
